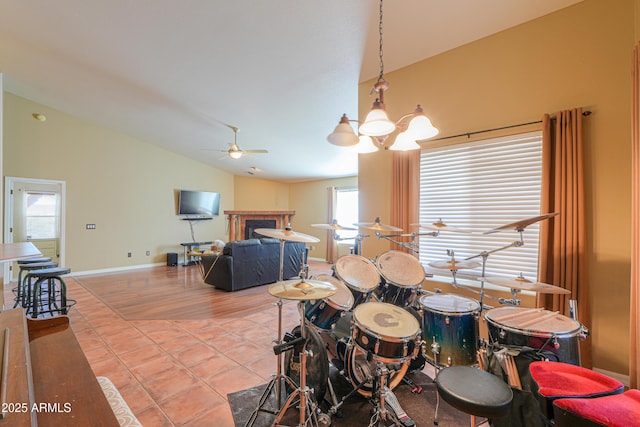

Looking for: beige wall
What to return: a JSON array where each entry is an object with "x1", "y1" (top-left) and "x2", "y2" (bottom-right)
[
  {"x1": 233, "y1": 176, "x2": 290, "y2": 211},
  {"x1": 3, "y1": 93, "x2": 234, "y2": 270},
  {"x1": 358, "y1": 0, "x2": 634, "y2": 375}
]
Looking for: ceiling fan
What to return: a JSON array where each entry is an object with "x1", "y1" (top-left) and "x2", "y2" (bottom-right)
[{"x1": 212, "y1": 125, "x2": 268, "y2": 160}]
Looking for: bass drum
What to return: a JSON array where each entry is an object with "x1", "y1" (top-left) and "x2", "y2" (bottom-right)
[
  {"x1": 283, "y1": 324, "x2": 328, "y2": 403},
  {"x1": 323, "y1": 312, "x2": 409, "y2": 398}
]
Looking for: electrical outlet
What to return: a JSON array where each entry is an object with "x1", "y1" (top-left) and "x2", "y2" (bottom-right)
[
  {"x1": 127, "y1": 252, "x2": 132, "y2": 257},
  {"x1": 86, "y1": 224, "x2": 96, "y2": 229}
]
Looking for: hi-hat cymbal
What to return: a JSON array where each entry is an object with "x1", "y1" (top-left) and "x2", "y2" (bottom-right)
[
  {"x1": 255, "y1": 228, "x2": 320, "y2": 243},
  {"x1": 354, "y1": 217, "x2": 402, "y2": 232},
  {"x1": 411, "y1": 219, "x2": 472, "y2": 233},
  {"x1": 484, "y1": 213, "x2": 559, "y2": 234},
  {"x1": 311, "y1": 221, "x2": 356, "y2": 231},
  {"x1": 484, "y1": 275, "x2": 571, "y2": 294},
  {"x1": 428, "y1": 259, "x2": 481, "y2": 271},
  {"x1": 268, "y1": 278, "x2": 337, "y2": 300}
]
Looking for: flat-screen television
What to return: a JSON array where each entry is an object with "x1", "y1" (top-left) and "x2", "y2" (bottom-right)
[{"x1": 177, "y1": 190, "x2": 220, "y2": 217}]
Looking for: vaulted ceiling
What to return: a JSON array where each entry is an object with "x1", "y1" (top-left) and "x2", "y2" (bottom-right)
[{"x1": 0, "y1": 0, "x2": 582, "y2": 181}]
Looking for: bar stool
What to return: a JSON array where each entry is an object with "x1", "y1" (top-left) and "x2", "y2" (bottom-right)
[
  {"x1": 553, "y1": 389, "x2": 640, "y2": 427},
  {"x1": 529, "y1": 361, "x2": 624, "y2": 422},
  {"x1": 435, "y1": 365, "x2": 513, "y2": 426},
  {"x1": 14, "y1": 261, "x2": 58, "y2": 308},
  {"x1": 26, "y1": 267, "x2": 73, "y2": 318}
]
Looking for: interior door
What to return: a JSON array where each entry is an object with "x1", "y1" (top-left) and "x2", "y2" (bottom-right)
[{"x1": 4, "y1": 177, "x2": 66, "y2": 283}]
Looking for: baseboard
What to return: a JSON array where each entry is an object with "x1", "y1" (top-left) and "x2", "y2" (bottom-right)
[
  {"x1": 592, "y1": 367, "x2": 630, "y2": 388},
  {"x1": 69, "y1": 262, "x2": 166, "y2": 277}
]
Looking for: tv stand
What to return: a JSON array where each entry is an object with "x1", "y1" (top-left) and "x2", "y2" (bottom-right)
[{"x1": 180, "y1": 241, "x2": 213, "y2": 265}]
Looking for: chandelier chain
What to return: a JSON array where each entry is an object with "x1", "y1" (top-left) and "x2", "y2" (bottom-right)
[{"x1": 377, "y1": 0, "x2": 385, "y2": 83}]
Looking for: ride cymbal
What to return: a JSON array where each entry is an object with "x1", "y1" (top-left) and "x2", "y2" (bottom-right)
[
  {"x1": 428, "y1": 259, "x2": 481, "y2": 271},
  {"x1": 255, "y1": 228, "x2": 320, "y2": 243},
  {"x1": 268, "y1": 279, "x2": 337, "y2": 300},
  {"x1": 311, "y1": 221, "x2": 356, "y2": 231},
  {"x1": 484, "y1": 213, "x2": 559, "y2": 234},
  {"x1": 484, "y1": 275, "x2": 571, "y2": 294},
  {"x1": 354, "y1": 217, "x2": 402, "y2": 232},
  {"x1": 411, "y1": 219, "x2": 472, "y2": 233}
]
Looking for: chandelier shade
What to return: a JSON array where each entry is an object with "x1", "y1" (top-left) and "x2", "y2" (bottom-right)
[
  {"x1": 389, "y1": 131, "x2": 421, "y2": 151},
  {"x1": 327, "y1": 114, "x2": 359, "y2": 146},
  {"x1": 356, "y1": 135, "x2": 379, "y2": 153},
  {"x1": 406, "y1": 113, "x2": 439, "y2": 140}
]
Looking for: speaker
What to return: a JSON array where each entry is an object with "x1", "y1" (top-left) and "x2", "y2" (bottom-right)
[{"x1": 166, "y1": 252, "x2": 178, "y2": 266}]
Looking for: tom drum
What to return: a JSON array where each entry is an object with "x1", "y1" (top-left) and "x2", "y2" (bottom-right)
[
  {"x1": 334, "y1": 255, "x2": 380, "y2": 307},
  {"x1": 304, "y1": 274, "x2": 353, "y2": 331},
  {"x1": 375, "y1": 251, "x2": 425, "y2": 307}
]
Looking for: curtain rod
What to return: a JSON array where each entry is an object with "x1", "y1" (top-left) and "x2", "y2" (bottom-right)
[{"x1": 424, "y1": 110, "x2": 592, "y2": 143}]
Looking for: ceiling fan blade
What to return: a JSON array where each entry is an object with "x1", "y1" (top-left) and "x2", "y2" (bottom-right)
[{"x1": 243, "y1": 149, "x2": 268, "y2": 154}]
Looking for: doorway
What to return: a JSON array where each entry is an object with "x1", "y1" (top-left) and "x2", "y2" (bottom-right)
[{"x1": 3, "y1": 177, "x2": 66, "y2": 284}]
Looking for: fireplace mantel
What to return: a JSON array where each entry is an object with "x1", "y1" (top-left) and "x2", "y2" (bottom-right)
[{"x1": 224, "y1": 210, "x2": 296, "y2": 241}]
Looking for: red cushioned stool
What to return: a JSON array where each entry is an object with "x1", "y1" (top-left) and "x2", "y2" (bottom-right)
[
  {"x1": 553, "y1": 389, "x2": 640, "y2": 427},
  {"x1": 529, "y1": 361, "x2": 624, "y2": 422}
]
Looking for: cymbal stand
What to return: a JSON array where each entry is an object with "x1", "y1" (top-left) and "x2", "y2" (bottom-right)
[
  {"x1": 462, "y1": 231, "x2": 525, "y2": 311},
  {"x1": 375, "y1": 231, "x2": 437, "y2": 256},
  {"x1": 272, "y1": 301, "x2": 320, "y2": 427},
  {"x1": 245, "y1": 239, "x2": 292, "y2": 427}
]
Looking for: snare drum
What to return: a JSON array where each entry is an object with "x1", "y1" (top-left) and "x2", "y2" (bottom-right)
[
  {"x1": 419, "y1": 294, "x2": 480, "y2": 366},
  {"x1": 351, "y1": 302, "x2": 421, "y2": 363},
  {"x1": 334, "y1": 255, "x2": 380, "y2": 307},
  {"x1": 375, "y1": 251, "x2": 425, "y2": 307},
  {"x1": 485, "y1": 306, "x2": 582, "y2": 365},
  {"x1": 304, "y1": 275, "x2": 353, "y2": 331}
]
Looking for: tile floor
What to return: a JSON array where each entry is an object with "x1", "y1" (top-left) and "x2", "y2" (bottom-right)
[{"x1": 35, "y1": 274, "x2": 307, "y2": 426}]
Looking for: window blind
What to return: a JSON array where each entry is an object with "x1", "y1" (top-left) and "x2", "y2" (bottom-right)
[{"x1": 419, "y1": 131, "x2": 542, "y2": 283}]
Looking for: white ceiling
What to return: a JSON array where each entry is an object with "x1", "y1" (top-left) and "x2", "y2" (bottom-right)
[{"x1": 0, "y1": 0, "x2": 582, "y2": 182}]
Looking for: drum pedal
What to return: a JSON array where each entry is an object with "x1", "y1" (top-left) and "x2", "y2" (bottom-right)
[
  {"x1": 401, "y1": 376, "x2": 423, "y2": 394},
  {"x1": 385, "y1": 389, "x2": 415, "y2": 427}
]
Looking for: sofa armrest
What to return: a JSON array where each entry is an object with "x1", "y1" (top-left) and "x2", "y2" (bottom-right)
[{"x1": 201, "y1": 255, "x2": 234, "y2": 291}]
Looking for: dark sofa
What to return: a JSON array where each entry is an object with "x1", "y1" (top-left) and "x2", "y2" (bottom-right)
[{"x1": 200, "y1": 238, "x2": 306, "y2": 291}]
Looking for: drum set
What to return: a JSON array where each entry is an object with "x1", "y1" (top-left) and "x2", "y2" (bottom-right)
[{"x1": 244, "y1": 215, "x2": 588, "y2": 427}]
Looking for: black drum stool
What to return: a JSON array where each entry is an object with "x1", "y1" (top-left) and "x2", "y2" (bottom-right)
[
  {"x1": 14, "y1": 261, "x2": 58, "y2": 308},
  {"x1": 26, "y1": 267, "x2": 74, "y2": 318},
  {"x1": 435, "y1": 366, "x2": 513, "y2": 426}
]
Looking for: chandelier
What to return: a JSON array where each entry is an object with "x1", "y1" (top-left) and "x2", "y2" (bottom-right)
[{"x1": 327, "y1": 0, "x2": 438, "y2": 152}]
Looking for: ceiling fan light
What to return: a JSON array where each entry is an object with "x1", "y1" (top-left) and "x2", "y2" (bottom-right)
[
  {"x1": 407, "y1": 113, "x2": 439, "y2": 140},
  {"x1": 327, "y1": 115, "x2": 359, "y2": 147},
  {"x1": 389, "y1": 131, "x2": 421, "y2": 151},
  {"x1": 359, "y1": 105, "x2": 396, "y2": 137},
  {"x1": 355, "y1": 135, "x2": 379, "y2": 153},
  {"x1": 229, "y1": 150, "x2": 243, "y2": 159}
]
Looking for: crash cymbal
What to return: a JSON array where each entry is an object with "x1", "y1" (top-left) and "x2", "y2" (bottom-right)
[
  {"x1": 268, "y1": 278, "x2": 337, "y2": 300},
  {"x1": 255, "y1": 228, "x2": 320, "y2": 243},
  {"x1": 354, "y1": 217, "x2": 402, "y2": 232},
  {"x1": 485, "y1": 275, "x2": 571, "y2": 294},
  {"x1": 311, "y1": 220, "x2": 356, "y2": 231},
  {"x1": 484, "y1": 213, "x2": 559, "y2": 234},
  {"x1": 411, "y1": 219, "x2": 472, "y2": 233},
  {"x1": 428, "y1": 259, "x2": 481, "y2": 271}
]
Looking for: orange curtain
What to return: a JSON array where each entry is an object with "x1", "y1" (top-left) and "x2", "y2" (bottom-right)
[
  {"x1": 391, "y1": 150, "x2": 420, "y2": 254},
  {"x1": 536, "y1": 108, "x2": 591, "y2": 368},
  {"x1": 630, "y1": 43, "x2": 640, "y2": 389}
]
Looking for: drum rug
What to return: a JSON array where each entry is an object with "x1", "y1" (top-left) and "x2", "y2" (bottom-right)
[{"x1": 228, "y1": 367, "x2": 474, "y2": 427}]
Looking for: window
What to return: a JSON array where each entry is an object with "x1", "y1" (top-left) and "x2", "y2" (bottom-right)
[
  {"x1": 419, "y1": 131, "x2": 542, "y2": 282},
  {"x1": 334, "y1": 187, "x2": 358, "y2": 242},
  {"x1": 25, "y1": 192, "x2": 59, "y2": 239}
]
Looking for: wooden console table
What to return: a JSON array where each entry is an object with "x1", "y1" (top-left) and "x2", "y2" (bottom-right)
[{"x1": 224, "y1": 210, "x2": 295, "y2": 241}]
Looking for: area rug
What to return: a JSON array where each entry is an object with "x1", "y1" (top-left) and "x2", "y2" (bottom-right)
[{"x1": 228, "y1": 368, "x2": 472, "y2": 427}]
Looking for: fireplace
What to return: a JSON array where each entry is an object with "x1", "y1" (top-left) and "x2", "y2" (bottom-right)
[
  {"x1": 224, "y1": 210, "x2": 296, "y2": 241},
  {"x1": 245, "y1": 220, "x2": 277, "y2": 239}
]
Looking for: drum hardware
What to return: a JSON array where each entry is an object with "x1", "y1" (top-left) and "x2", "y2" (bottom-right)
[
  {"x1": 374, "y1": 230, "x2": 434, "y2": 256},
  {"x1": 412, "y1": 218, "x2": 473, "y2": 234}
]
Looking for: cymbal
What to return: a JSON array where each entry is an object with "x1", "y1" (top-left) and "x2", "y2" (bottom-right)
[
  {"x1": 354, "y1": 217, "x2": 402, "y2": 232},
  {"x1": 255, "y1": 228, "x2": 320, "y2": 243},
  {"x1": 428, "y1": 259, "x2": 481, "y2": 271},
  {"x1": 484, "y1": 275, "x2": 571, "y2": 294},
  {"x1": 268, "y1": 278, "x2": 337, "y2": 300},
  {"x1": 484, "y1": 213, "x2": 559, "y2": 234},
  {"x1": 311, "y1": 221, "x2": 356, "y2": 231},
  {"x1": 411, "y1": 219, "x2": 472, "y2": 233}
]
